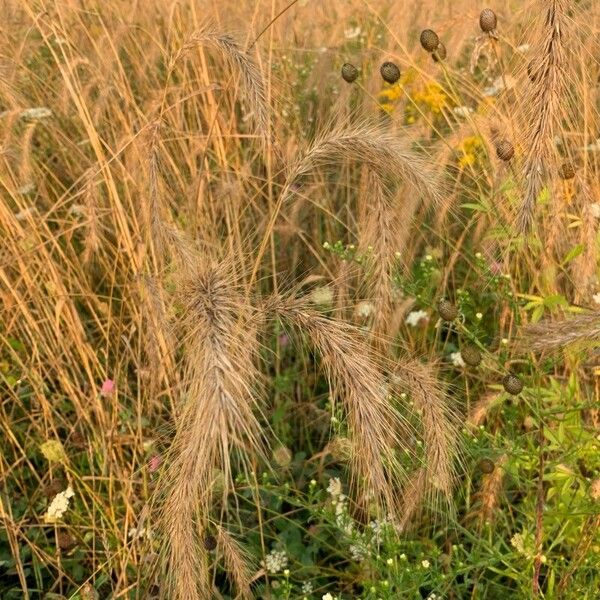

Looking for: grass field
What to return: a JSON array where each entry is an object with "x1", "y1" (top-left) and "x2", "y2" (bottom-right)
[{"x1": 1, "y1": 0, "x2": 600, "y2": 598}]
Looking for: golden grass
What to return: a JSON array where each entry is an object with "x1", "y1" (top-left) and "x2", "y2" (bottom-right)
[{"x1": 0, "y1": 0, "x2": 599, "y2": 597}]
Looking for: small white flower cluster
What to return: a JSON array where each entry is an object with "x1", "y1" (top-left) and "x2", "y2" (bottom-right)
[
  {"x1": 450, "y1": 351, "x2": 466, "y2": 368},
  {"x1": 263, "y1": 548, "x2": 288, "y2": 574},
  {"x1": 301, "y1": 581, "x2": 314, "y2": 594},
  {"x1": 44, "y1": 486, "x2": 75, "y2": 523},
  {"x1": 369, "y1": 517, "x2": 390, "y2": 542},
  {"x1": 128, "y1": 526, "x2": 153, "y2": 541},
  {"x1": 327, "y1": 477, "x2": 342, "y2": 497},
  {"x1": 20, "y1": 107, "x2": 53, "y2": 120},
  {"x1": 356, "y1": 300, "x2": 375, "y2": 319},
  {"x1": 405, "y1": 310, "x2": 429, "y2": 327},
  {"x1": 322, "y1": 594, "x2": 340, "y2": 600},
  {"x1": 349, "y1": 541, "x2": 369, "y2": 562}
]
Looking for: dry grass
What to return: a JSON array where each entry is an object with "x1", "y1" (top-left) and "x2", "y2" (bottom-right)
[{"x1": 0, "y1": 0, "x2": 599, "y2": 597}]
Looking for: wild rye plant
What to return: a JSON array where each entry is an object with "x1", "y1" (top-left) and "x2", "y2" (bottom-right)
[{"x1": 0, "y1": 1, "x2": 599, "y2": 598}]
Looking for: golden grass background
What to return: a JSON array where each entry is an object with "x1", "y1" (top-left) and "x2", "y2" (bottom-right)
[{"x1": 1, "y1": 0, "x2": 599, "y2": 598}]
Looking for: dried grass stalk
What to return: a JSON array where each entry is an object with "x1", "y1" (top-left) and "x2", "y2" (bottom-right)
[
  {"x1": 281, "y1": 121, "x2": 444, "y2": 207},
  {"x1": 518, "y1": 0, "x2": 568, "y2": 231},
  {"x1": 359, "y1": 173, "x2": 398, "y2": 348},
  {"x1": 269, "y1": 294, "x2": 409, "y2": 517},
  {"x1": 160, "y1": 261, "x2": 265, "y2": 600},
  {"x1": 179, "y1": 24, "x2": 271, "y2": 146},
  {"x1": 393, "y1": 359, "x2": 459, "y2": 528},
  {"x1": 215, "y1": 525, "x2": 254, "y2": 600},
  {"x1": 520, "y1": 312, "x2": 600, "y2": 351}
]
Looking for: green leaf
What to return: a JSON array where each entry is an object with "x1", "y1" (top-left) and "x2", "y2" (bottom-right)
[{"x1": 560, "y1": 243, "x2": 585, "y2": 266}]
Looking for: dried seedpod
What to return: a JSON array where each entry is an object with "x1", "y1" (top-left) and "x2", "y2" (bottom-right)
[
  {"x1": 478, "y1": 458, "x2": 495, "y2": 474},
  {"x1": 438, "y1": 299, "x2": 459, "y2": 321},
  {"x1": 420, "y1": 29, "x2": 440, "y2": 52},
  {"x1": 496, "y1": 140, "x2": 515, "y2": 162},
  {"x1": 558, "y1": 162, "x2": 576, "y2": 180},
  {"x1": 479, "y1": 8, "x2": 497, "y2": 33},
  {"x1": 203, "y1": 535, "x2": 217, "y2": 551},
  {"x1": 502, "y1": 374, "x2": 523, "y2": 395},
  {"x1": 461, "y1": 345, "x2": 482, "y2": 367},
  {"x1": 432, "y1": 43, "x2": 447, "y2": 62},
  {"x1": 56, "y1": 531, "x2": 77, "y2": 551},
  {"x1": 341, "y1": 63, "x2": 359, "y2": 83},
  {"x1": 380, "y1": 61, "x2": 401, "y2": 84}
]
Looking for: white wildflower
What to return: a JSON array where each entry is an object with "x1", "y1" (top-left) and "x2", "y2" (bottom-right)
[
  {"x1": 483, "y1": 75, "x2": 516, "y2": 97},
  {"x1": 344, "y1": 27, "x2": 362, "y2": 39},
  {"x1": 589, "y1": 203, "x2": 600, "y2": 219},
  {"x1": 327, "y1": 477, "x2": 342, "y2": 497},
  {"x1": 20, "y1": 107, "x2": 53, "y2": 120},
  {"x1": 44, "y1": 486, "x2": 75, "y2": 523},
  {"x1": 450, "y1": 352, "x2": 466, "y2": 368},
  {"x1": 322, "y1": 594, "x2": 334, "y2": 600},
  {"x1": 582, "y1": 139, "x2": 600, "y2": 152},
  {"x1": 128, "y1": 526, "x2": 153, "y2": 541},
  {"x1": 15, "y1": 207, "x2": 37, "y2": 221},
  {"x1": 263, "y1": 549, "x2": 288, "y2": 574},
  {"x1": 453, "y1": 106, "x2": 473, "y2": 118},
  {"x1": 310, "y1": 286, "x2": 334, "y2": 306},
  {"x1": 349, "y1": 541, "x2": 368, "y2": 562},
  {"x1": 405, "y1": 310, "x2": 429, "y2": 327},
  {"x1": 17, "y1": 183, "x2": 36, "y2": 195},
  {"x1": 301, "y1": 581, "x2": 314, "y2": 594},
  {"x1": 356, "y1": 300, "x2": 375, "y2": 319},
  {"x1": 421, "y1": 559, "x2": 430, "y2": 568}
]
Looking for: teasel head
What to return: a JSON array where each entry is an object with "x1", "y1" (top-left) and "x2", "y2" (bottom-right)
[
  {"x1": 496, "y1": 139, "x2": 515, "y2": 162},
  {"x1": 478, "y1": 458, "x2": 495, "y2": 474},
  {"x1": 502, "y1": 374, "x2": 523, "y2": 395},
  {"x1": 432, "y1": 43, "x2": 447, "y2": 63},
  {"x1": 461, "y1": 345, "x2": 482, "y2": 367},
  {"x1": 558, "y1": 161, "x2": 576, "y2": 180},
  {"x1": 203, "y1": 535, "x2": 217, "y2": 551},
  {"x1": 479, "y1": 9, "x2": 497, "y2": 33},
  {"x1": 380, "y1": 61, "x2": 401, "y2": 84},
  {"x1": 420, "y1": 29, "x2": 440, "y2": 53},
  {"x1": 437, "y1": 299, "x2": 458, "y2": 322},
  {"x1": 341, "y1": 62, "x2": 359, "y2": 83}
]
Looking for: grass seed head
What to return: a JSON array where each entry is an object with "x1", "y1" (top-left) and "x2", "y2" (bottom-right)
[
  {"x1": 479, "y1": 9, "x2": 497, "y2": 33},
  {"x1": 380, "y1": 61, "x2": 401, "y2": 84},
  {"x1": 461, "y1": 345, "x2": 482, "y2": 367},
  {"x1": 438, "y1": 299, "x2": 458, "y2": 321},
  {"x1": 420, "y1": 29, "x2": 440, "y2": 52},
  {"x1": 496, "y1": 140, "x2": 515, "y2": 162},
  {"x1": 341, "y1": 62, "x2": 359, "y2": 83},
  {"x1": 502, "y1": 374, "x2": 523, "y2": 395}
]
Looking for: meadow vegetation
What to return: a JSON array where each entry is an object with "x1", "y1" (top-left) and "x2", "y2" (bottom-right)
[{"x1": 1, "y1": 0, "x2": 599, "y2": 598}]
